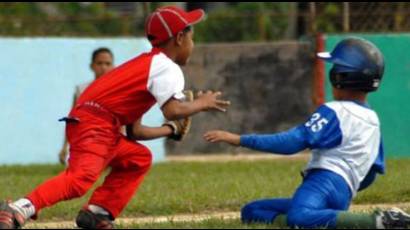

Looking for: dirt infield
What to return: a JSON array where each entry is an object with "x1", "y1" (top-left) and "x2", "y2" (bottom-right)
[
  {"x1": 25, "y1": 202, "x2": 410, "y2": 229},
  {"x1": 166, "y1": 152, "x2": 310, "y2": 162}
]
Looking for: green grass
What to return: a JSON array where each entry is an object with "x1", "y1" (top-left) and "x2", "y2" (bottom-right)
[{"x1": 1, "y1": 158, "x2": 410, "y2": 225}]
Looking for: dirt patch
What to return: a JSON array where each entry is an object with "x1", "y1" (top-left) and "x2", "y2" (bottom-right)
[{"x1": 166, "y1": 152, "x2": 310, "y2": 163}]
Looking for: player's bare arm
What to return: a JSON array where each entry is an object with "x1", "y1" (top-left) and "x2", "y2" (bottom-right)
[
  {"x1": 126, "y1": 118, "x2": 173, "y2": 141},
  {"x1": 203, "y1": 130, "x2": 240, "y2": 146},
  {"x1": 161, "y1": 91, "x2": 230, "y2": 121}
]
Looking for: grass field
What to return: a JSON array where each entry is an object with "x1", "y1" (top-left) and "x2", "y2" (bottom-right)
[{"x1": 1, "y1": 157, "x2": 410, "y2": 228}]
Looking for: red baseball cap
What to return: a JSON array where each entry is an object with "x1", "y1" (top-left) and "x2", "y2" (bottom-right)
[{"x1": 145, "y1": 6, "x2": 205, "y2": 45}]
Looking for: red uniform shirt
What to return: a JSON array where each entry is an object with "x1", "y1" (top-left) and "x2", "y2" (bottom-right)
[{"x1": 75, "y1": 48, "x2": 185, "y2": 125}]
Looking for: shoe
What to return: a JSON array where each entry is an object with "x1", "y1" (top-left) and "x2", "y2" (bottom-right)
[
  {"x1": 76, "y1": 208, "x2": 114, "y2": 229},
  {"x1": 376, "y1": 207, "x2": 410, "y2": 229},
  {"x1": 0, "y1": 201, "x2": 25, "y2": 229}
]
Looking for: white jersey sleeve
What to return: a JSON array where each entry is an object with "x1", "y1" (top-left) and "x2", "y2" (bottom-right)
[
  {"x1": 302, "y1": 104, "x2": 343, "y2": 149},
  {"x1": 147, "y1": 53, "x2": 185, "y2": 107}
]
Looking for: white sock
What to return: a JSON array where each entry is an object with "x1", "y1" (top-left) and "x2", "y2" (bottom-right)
[
  {"x1": 10, "y1": 198, "x2": 35, "y2": 220},
  {"x1": 375, "y1": 214, "x2": 385, "y2": 229},
  {"x1": 88, "y1": 204, "x2": 110, "y2": 216}
]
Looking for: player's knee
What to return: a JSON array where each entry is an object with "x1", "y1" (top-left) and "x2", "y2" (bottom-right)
[
  {"x1": 287, "y1": 208, "x2": 311, "y2": 228},
  {"x1": 133, "y1": 145, "x2": 153, "y2": 172},
  {"x1": 141, "y1": 149, "x2": 152, "y2": 171},
  {"x1": 68, "y1": 171, "x2": 99, "y2": 197},
  {"x1": 240, "y1": 202, "x2": 257, "y2": 223},
  {"x1": 70, "y1": 183, "x2": 89, "y2": 197}
]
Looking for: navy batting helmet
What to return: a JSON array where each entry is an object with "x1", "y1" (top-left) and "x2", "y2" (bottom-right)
[{"x1": 317, "y1": 37, "x2": 385, "y2": 92}]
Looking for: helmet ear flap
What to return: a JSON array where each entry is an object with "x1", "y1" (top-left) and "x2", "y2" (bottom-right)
[
  {"x1": 329, "y1": 66, "x2": 381, "y2": 92},
  {"x1": 330, "y1": 67, "x2": 343, "y2": 89}
]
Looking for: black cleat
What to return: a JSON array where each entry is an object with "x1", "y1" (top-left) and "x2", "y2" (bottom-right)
[
  {"x1": 0, "y1": 201, "x2": 25, "y2": 229},
  {"x1": 377, "y1": 207, "x2": 410, "y2": 229},
  {"x1": 76, "y1": 208, "x2": 114, "y2": 229}
]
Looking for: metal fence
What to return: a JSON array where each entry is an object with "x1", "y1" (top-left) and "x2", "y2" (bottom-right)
[
  {"x1": 1, "y1": 3, "x2": 410, "y2": 40},
  {"x1": 311, "y1": 2, "x2": 410, "y2": 33}
]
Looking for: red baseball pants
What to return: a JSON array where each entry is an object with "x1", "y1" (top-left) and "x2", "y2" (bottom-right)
[{"x1": 26, "y1": 107, "x2": 152, "y2": 218}]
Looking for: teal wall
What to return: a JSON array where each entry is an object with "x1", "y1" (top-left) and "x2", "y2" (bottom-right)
[
  {"x1": 0, "y1": 38, "x2": 166, "y2": 165},
  {"x1": 324, "y1": 34, "x2": 410, "y2": 157}
]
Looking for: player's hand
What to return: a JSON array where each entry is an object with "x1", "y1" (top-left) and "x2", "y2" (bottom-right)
[
  {"x1": 196, "y1": 90, "x2": 231, "y2": 112},
  {"x1": 203, "y1": 130, "x2": 240, "y2": 146}
]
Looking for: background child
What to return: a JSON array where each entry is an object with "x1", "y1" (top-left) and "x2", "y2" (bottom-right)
[
  {"x1": 58, "y1": 47, "x2": 115, "y2": 164},
  {"x1": 204, "y1": 37, "x2": 410, "y2": 229}
]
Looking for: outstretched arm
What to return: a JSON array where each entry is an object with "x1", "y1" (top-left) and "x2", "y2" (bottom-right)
[
  {"x1": 203, "y1": 130, "x2": 241, "y2": 146},
  {"x1": 204, "y1": 103, "x2": 347, "y2": 155},
  {"x1": 161, "y1": 91, "x2": 230, "y2": 121},
  {"x1": 204, "y1": 126, "x2": 309, "y2": 155}
]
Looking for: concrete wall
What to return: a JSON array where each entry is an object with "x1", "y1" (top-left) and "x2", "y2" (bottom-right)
[{"x1": 167, "y1": 42, "x2": 315, "y2": 154}]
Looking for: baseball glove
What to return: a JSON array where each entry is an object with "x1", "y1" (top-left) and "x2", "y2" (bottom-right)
[{"x1": 163, "y1": 90, "x2": 194, "y2": 141}]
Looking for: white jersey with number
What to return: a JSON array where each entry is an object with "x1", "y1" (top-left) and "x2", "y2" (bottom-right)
[{"x1": 304, "y1": 101, "x2": 383, "y2": 197}]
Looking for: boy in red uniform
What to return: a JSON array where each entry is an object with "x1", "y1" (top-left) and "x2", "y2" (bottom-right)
[{"x1": 0, "y1": 6, "x2": 230, "y2": 229}]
